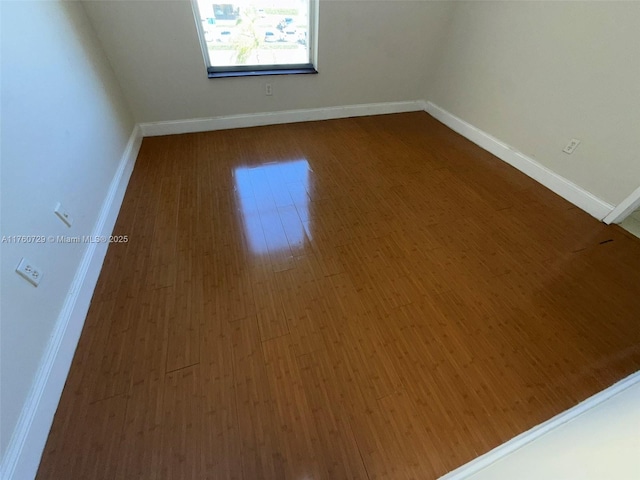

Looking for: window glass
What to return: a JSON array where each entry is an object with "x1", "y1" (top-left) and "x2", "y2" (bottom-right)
[{"x1": 193, "y1": 1, "x2": 314, "y2": 73}]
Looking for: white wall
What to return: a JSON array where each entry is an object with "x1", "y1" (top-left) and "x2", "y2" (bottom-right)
[
  {"x1": 0, "y1": 0, "x2": 133, "y2": 465},
  {"x1": 464, "y1": 381, "x2": 640, "y2": 480},
  {"x1": 81, "y1": 0, "x2": 455, "y2": 123},
  {"x1": 428, "y1": 1, "x2": 640, "y2": 206}
]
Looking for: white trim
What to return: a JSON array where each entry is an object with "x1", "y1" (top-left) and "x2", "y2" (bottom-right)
[
  {"x1": 603, "y1": 185, "x2": 640, "y2": 224},
  {"x1": 439, "y1": 370, "x2": 640, "y2": 480},
  {"x1": 189, "y1": 0, "x2": 210, "y2": 72},
  {"x1": 139, "y1": 100, "x2": 425, "y2": 137},
  {"x1": 310, "y1": 0, "x2": 319, "y2": 70},
  {"x1": 0, "y1": 126, "x2": 143, "y2": 480},
  {"x1": 424, "y1": 102, "x2": 614, "y2": 221}
]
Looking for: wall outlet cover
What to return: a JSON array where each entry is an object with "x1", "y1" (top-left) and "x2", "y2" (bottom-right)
[
  {"x1": 563, "y1": 138, "x2": 581, "y2": 155},
  {"x1": 16, "y1": 257, "x2": 43, "y2": 287},
  {"x1": 54, "y1": 202, "x2": 73, "y2": 227}
]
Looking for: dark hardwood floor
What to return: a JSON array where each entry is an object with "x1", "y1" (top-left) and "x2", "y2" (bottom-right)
[{"x1": 37, "y1": 112, "x2": 640, "y2": 479}]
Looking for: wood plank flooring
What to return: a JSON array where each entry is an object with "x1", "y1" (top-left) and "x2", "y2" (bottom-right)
[{"x1": 37, "y1": 112, "x2": 640, "y2": 479}]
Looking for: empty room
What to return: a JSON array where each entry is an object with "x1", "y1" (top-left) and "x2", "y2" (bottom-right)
[{"x1": 2, "y1": 1, "x2": 639, "y2": 479}]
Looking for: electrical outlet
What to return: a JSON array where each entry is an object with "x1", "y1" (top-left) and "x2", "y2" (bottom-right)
[
  {"x1": 16, "y1": 258, "x2": 43, "y2": 287},
  {"x1": 563, "y1": 138, "x2": 581, "y2": 154},
  {"x1": 265, "y1": 83, "x2": 273, "y2": 96},
  {"x1": 54, "y1": 202, "x2": 73, "y2": 227}
]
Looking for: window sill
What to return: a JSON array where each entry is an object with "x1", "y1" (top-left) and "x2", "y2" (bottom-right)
[{"x1": 208, "y1": 67, "x2": 318, "y2": 79}]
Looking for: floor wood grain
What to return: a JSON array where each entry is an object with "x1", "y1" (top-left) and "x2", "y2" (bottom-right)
[{"x1": 37, "y1": 112, "x2": 640, "y2": 479}]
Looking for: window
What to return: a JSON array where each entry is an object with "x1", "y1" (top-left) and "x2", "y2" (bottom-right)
[{"x1": 191, "y1": 1, "x2": 317, "y2": 78}]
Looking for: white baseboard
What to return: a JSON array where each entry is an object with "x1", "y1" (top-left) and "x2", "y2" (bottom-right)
[
  {"x1": 139, "y1": 100, "x2": 425, "y2": 137},
  {"x1": 424, "y1": 102, "x2": 614, "y2": 221},
  {"x1": 439, "y1": 370, "x2": 640, "y2": 480},
  {"x1": 603, "y1": 185, "x2": 640, "y2": 225},
  {"x1": 0, "y1": 126, "x2": 143, "y2": 480}
]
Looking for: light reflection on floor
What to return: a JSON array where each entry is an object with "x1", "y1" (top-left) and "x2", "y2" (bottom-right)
[{"x1": 233, "y1": 159, "x2": 311, "y2": 256}]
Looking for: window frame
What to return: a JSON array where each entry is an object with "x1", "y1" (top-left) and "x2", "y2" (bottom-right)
[{"x1": 191, "y1": 0, "x2": 318, "y2": 78}]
